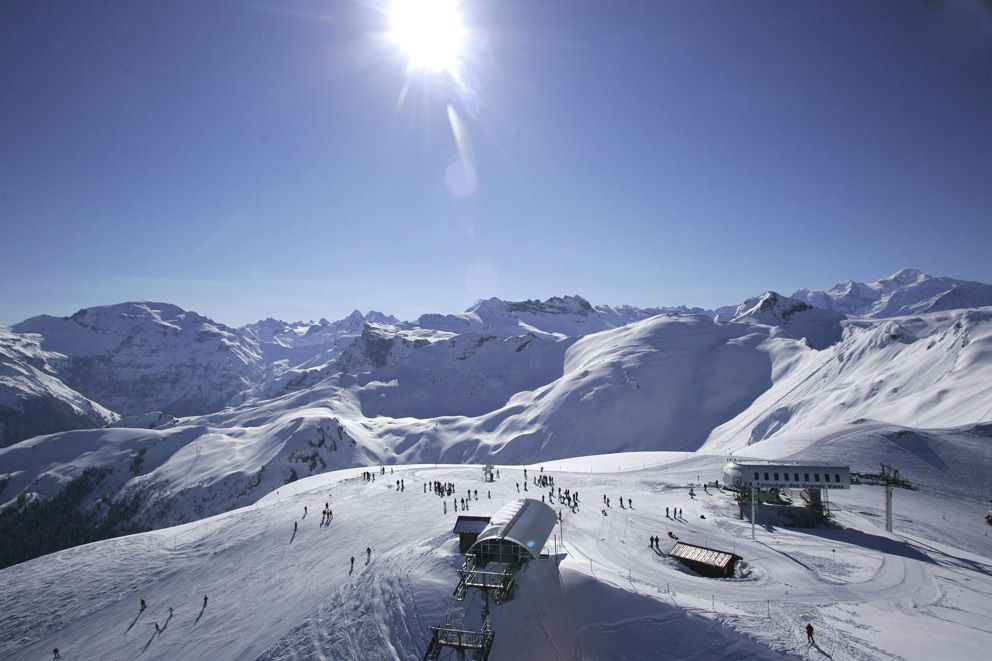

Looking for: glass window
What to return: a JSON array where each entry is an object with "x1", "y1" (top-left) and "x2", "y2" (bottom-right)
[
  {"x1": 754, "y1": 472, "x2": 759, "y2": 480},
  {"x1": 794, "y1": 473, "x2": 800, "y2": 481},
  {"x1": 764, "y1": 472, "x2": 769, "y2": 481},
  {"x1": 825, "y1": 474, "x2": 830, "y2": 482},
  {"x1": 835, "y1": 474, "x2": 841, "y2": 482},
  {"x1": 814, "y1": 473, "x2": 820, "y2": 481},
  {"x1": 774, "y1": 472, "x2": 779, "y2": 481},
  {"x1": 804, "y1": 473, "x2": 809, "y2": 481}
]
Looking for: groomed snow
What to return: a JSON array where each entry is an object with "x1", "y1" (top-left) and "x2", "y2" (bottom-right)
[{"x1": 2, "y1": 439, "x2": 990, "y2": 660}]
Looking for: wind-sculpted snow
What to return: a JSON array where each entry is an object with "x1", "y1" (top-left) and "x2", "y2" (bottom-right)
[{"x1": 704, "y1": 307, "x2": 992, "y2": 450}]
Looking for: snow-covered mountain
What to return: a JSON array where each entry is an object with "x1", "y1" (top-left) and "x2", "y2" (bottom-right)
[
  {"x1": 242, "y1": 310, "x2": 399, "y2": 367},
  {"x1": 417, "y1": 295, "x2": 695, "y2": 338},
  {"x1": 792, "y1": 268, "x2": 992, "y2": 318},
  {"x1": 4, "y1": 302, "x2": 990, "y2": 549},
  {"x1": 0, "y1": 327, "x2": 117, "y2": 446},
  {"x1": 12, "y1": 302, "x2": 265, "y2": 418},
  {"x1": 729, "y1": 291, "x2": 846, "y2": 349}
]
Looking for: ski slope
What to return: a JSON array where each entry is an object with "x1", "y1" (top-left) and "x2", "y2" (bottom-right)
[{"x1": 2, "y1": 438, "x2": 990, "y2": 660}]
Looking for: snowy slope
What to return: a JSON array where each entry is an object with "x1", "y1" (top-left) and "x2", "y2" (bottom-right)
[
  {"x1": 0, "y1": 327, "x2": 118, "y2": 446},
  {"x1": 729, "y1": 291, "x2": 846, "y2": 350},
  {"x1": 4, "y1": 304, "x2": 992, "y2": 546},
  {"x1": 12, "y1": 302, "x2": 265, "y2": 417},
  {"x1": 792, "y1": 268, "x2": 992, "y2": 318},
  {"x1": 703, "y1": 307, "x2": 992, "y2": 451},
  {"x1": 2, "y1": 442, "x2": 990, "y2": 660}
]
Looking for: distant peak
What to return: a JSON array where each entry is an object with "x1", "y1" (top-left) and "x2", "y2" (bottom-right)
[{"x1": 884, "y1": 268, "x2": 928, "y2": 285}]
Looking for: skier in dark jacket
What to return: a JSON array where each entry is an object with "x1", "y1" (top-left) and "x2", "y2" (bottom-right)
[
  {"x1": 53, "y1": 649, "x2": 61, "y2": 659},
  {"x1": 805, "y1": 623, "x2": 815, "y2": 645},
  {"x1": 140, "y1": 599, "x2": 146, "y2": 611}
]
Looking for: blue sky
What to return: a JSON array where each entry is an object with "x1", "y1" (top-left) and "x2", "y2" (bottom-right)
[{"x1": 2, "y1": 0, "x2": 990, "y2": 326}]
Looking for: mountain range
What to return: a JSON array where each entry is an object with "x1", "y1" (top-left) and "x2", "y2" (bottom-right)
[{"x1": 1, "y1": 268, "x2": 990, "y2": 567}]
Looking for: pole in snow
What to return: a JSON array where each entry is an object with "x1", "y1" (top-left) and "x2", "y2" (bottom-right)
[
  {"x1": 885, "y1": 483, "x2": 894, "y2": 533},
  {"x1": 751, "y1": 484, "x2": 756, "y2": 541}
]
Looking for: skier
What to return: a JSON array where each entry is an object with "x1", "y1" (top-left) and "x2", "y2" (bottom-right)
[
  {"x1": 806, "y1": 623, "x2": 815, "y2": 646},
  {"x1": 366, "y1": 546, "x2": 371, "y2": 562},
  {"x1": 666, "y1": 506, "x2": 669, "y2": 518},
  {"x1": 444, "y1": 501, "x2": 447, "y2": 514},
  {"x1": 168, "y1": 606, "x2": 173, "y2": 618},
  {"x1": 294, "y1": 521, "x2": 298, "y2": 533},
  {"x1": 628, "y1": 498, "x2": 632, "y2": 509},
  {"x1": 304, "y1": 505, "x2": 307, "y2": 517},
  {"x1": 53, "y1": 649, "x2": 61, "y2": 659},
  {"x1": 350, "y1": 556, "x2": 355, "y2": 571},
  {"x1": 140, "y1": 599, "x2": 146, "y2": 611},
  {"x1": 203, "y1": 595, "x2": 208, "y2": 608},
  {"x1": 155, "y1": 622, "x2": 161, "y2": 634},
  {"x1": 516, "y1": 483, "x2": 520, "y2": 492}
]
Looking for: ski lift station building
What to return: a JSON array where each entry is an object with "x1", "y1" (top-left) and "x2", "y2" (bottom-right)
[
  {"x1": 722, "y1": 460, "x2": 851, "y2": 492},
  {"x1": 467, "y1": 498, "x2": 556, "y2": 565},
  {"x1": 722, "y1": 460, "x2": 851, "y2": 525}
]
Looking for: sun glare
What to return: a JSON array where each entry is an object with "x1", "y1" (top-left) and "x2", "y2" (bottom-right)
[{"x1": 389, "y1": 0, "x2": 466, "y2": 74}]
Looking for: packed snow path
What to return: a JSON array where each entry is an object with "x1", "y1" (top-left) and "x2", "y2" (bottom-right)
[{"x1": 2, "y1": 456, "x2": 990, "y2": 660}]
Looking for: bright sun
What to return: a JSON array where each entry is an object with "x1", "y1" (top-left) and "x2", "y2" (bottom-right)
[{"x1": 389, "y1": 0, "x2": 466, "y2": 74}]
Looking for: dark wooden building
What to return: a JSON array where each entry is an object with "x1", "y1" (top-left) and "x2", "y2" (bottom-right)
[
  {"x1": 453, "y1": 515, "x2": 491, "y2": 553},
  {"x1": 668, "y1": 541, "x2": 741, "y2": 578}
]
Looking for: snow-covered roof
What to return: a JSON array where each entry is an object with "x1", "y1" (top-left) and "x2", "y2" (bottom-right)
[
  {"x1": 669, "y1": 542, "x2": 739, "y2": 569},
  {"x1": 453, "y1": 515, "x2": 491, "y2": 535},
  {"x1": 468, "y1": 498, "x2": 556, "y2": 559}
]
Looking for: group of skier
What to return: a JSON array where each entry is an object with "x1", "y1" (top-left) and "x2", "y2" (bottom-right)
[{"x1": 428, "y1": 480, "x2": 455, "y2": 497}]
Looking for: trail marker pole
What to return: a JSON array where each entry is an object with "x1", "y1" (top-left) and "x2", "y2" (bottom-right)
[{"x1": 751, "y1": 484, "x2": 756, "y2": 541}]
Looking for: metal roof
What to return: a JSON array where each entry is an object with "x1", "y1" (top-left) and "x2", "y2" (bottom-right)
[
  {"x1": 453, "y1": 515, "x2": 491, "y2": 535},
  {"x1": 468, "y1": 498, "x2": 556, "y2": 559},
  {"x1": 669, "y1": 542, "x2": 739, "y2": 569}
]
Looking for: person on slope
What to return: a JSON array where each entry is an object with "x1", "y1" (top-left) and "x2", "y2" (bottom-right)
[
  {"x1": 203, "y1": 595, "x2": 208, "y2": 608},
  {"x1": 350, "y1": 556, "x2": 355, "y2": 571},
  {"x1": 366, "y1": 546, "x2": 371, "y2": 562},
  {"x1": 53, "y1": 649, "x2": 61, "y2": 659},
  {"x1": 806, "y1": 623, "x2": 815, "y2": 646},
  {"x1": 140, "y1": 599, "x2": 147, "y2": 611}
]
